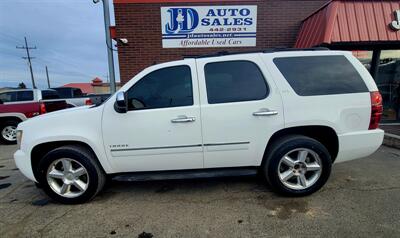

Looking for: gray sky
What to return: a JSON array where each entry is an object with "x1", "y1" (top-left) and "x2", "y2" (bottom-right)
[{"x1": 0, "y1": 0, "x2": 119, "y2": 89}]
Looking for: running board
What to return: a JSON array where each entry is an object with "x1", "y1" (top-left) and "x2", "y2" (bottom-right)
[{"x1": 112, "y1": 167, "x2": 258, "y2": 182}]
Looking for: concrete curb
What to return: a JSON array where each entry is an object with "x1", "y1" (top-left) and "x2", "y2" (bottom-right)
[{"x1": 383, "y1": 133, "x2": 400, "y2": 150}]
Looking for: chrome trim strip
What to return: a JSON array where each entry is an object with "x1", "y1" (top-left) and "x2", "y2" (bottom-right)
[
  {"x1": 110, "y1": 142, "x2": 250, "y2": 152},
  {"x1": 111, "y1": 144, "x2": 203, "y2": 152},
  {"x1": 204, "y1": 142, "x2": 250, "y2": 146}
]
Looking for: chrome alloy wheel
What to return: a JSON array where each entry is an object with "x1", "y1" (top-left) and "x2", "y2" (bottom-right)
[
  {"x1": 277, "y1": 148, "x2": 322, "y2": 190},
  {"x1": 2, "y1": 125, "x2": 17, "y2": 142},
  {"x1": 46, "y1": 158, "x2": 89, "y2": 198}
]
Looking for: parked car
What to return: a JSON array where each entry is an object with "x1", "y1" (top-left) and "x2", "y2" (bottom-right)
[
  {"x1": 51, "y1": 87, "x2": 93, "y2": 107},
  {"x1": 14, "y1": 49, "x2": 384, "y2": 204},
  {"x1": 0, "y1": 89, "x2": 68, "y2": 144}
]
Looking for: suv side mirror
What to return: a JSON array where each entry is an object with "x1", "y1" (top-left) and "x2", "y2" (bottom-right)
[{"x1": 114, "y1": 91, "x2": 128, "y2": 113}]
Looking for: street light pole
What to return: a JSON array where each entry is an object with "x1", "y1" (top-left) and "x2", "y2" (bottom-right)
[{"x1": 96, "y1": 0, "x2": 116, "y2": 94}]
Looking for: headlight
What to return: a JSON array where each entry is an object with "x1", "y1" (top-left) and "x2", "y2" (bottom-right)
[{"x1": 16, "y1": 130, "x2": 23, "y2": 148}]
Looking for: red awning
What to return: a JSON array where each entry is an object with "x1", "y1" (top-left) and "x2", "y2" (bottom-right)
[{"x1": 295, "y1": 0, "x2": 400, "y2": 48}]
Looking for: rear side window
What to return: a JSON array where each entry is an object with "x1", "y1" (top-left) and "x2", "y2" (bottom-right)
[
  {"x1": 204, "y1": 61, "x2": 269, "y2": 104},
  {"x1": 16, "y1": 91, "x2": 33, "y2": 101},
  {"x1": 53, "y1": 88, "x2": 71, "y2": 98},
  {"x1": 73, "y1": 88, "x2": 83, "y2": 97},
  {"x1": 42, "y1": 90, "x2": 60, "y2": 100},
  {"x1": 273, "y1": 55, "x2": 368, "y2": 96}
]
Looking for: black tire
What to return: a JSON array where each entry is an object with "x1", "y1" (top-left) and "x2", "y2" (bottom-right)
[
  {"x1": 262, "y1": 135, "x2": 332, "y2": 196},
  {"x1": 37, "y1": 145, "x2": 106, "y2": 204},
  {"x1": 0, "y1": 120, "x2": 19, "y2": 144}
]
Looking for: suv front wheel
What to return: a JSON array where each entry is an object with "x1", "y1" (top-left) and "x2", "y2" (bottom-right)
[
  {"x1": 37, "y1": 145, "x2": 106, "y2": 204},
  {"x1": 263, "y1": 135, "x2": 332, "y2": 196}
]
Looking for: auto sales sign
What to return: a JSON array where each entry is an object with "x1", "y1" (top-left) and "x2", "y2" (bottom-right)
[{"x1": 161, "y1": 6, "x2": 257, "y2": 48}]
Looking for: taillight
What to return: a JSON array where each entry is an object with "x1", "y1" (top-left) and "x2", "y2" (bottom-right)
[
  {"x1": 40, "y1": 103, "x2": 47, "y2": 115},
  {"x1": 369, "y1": 91, "x2": 383, "y2": 130},
  {"x1": 85, "y1": 99, "x2": 93, "y2": 105}
]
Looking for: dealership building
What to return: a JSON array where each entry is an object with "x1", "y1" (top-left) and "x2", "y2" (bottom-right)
[{"x1": 113, "y1": 0, "x2": 400, "y2": 122}]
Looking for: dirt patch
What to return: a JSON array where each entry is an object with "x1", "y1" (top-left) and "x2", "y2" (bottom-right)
[{"x1": 258, "y1": 196, "x2": 309, "y2": 220}]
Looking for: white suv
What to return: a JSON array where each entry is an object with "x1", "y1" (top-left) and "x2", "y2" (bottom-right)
[{"x1": 14, "y1": 50, "x2": 384, "y2": 204}]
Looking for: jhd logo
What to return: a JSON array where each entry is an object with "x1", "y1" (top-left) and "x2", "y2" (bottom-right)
[{"x1": 165, "y1": 8, "x2": 199, "y2": 34}]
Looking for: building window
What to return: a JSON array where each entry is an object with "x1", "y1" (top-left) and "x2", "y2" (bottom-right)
[{"x1": 375, "y1": 50, "x2": 400, "y2": 121}]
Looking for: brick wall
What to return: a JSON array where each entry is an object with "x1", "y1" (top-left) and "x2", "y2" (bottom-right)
[{"x1": 114, "y1": 0, "x2": 328, "y2": 84}]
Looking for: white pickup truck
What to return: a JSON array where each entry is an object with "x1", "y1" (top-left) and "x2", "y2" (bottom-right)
[{"x1": 14, "y1": 50, "x2": 384, "y2": 204}]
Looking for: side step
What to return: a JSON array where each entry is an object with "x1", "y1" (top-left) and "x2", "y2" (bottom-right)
[{"x1": 112, "y1": 167, "x2": 258, "y2": 182}]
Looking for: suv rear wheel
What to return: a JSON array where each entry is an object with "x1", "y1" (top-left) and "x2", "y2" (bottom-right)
[
  {"x1": 0, "y1": 120, "x2": 19, "y2": 144},
  {"x1": 37, "y1": 145, "x2": 106, "y2": 204},
  {"x1": 263, "y1": 135, "x2": 332, "y2": 196}
]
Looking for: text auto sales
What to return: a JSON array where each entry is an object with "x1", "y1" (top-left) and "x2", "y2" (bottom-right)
[
  {"x1": 184, "y1": 8, "x2": 253, "y2": 47},
  {"x1": 200, "y1": 8, "x2": 253, "y2": 26}
]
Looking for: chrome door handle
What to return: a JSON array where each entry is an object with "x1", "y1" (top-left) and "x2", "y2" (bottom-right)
[
  {"x1": 253, "y1": 108, "x2": 278, "y2": 116},
  {"x1": 171, "y1": 115, "x2": 196, "y2": 123}
]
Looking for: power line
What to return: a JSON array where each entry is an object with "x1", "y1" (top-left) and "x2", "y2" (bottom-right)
[
  {"x1": 35, "y1": 57, "x2": 94, "y2": 79},
  {"x1": 0, "y1": 32, "x2": 23, "y2": 44},
  {"x1": 16, "y1": 37, "x2": 37, "y2": 89}
]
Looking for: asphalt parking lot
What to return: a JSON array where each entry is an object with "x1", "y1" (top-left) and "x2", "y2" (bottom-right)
[{"x1": 0, "y1": 145, "x2": 400, "y2": 238}]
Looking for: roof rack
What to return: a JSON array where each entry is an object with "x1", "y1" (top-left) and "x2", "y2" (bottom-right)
[{"x1": 183, "y1": 47, "x2": 330, "y2": 59}]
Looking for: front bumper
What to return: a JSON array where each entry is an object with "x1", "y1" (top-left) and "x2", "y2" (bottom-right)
[
  {"x1": 335, "y1": 129, "x2": 384, "y2": 163},
  {"x1": 14, "y1": 149, "x2": 37, "y2": 182}
]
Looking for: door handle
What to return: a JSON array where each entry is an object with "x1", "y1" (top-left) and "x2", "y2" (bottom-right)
[
  {"x1": 253, "y1": 108, "x2": 278, "y2": 116},
  {"x1": 171, "y1": 115, "x2": 196, "y2": 123}
]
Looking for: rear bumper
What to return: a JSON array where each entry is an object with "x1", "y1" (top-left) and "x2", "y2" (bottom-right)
[
  {"x1": 335, "y1": 129, "x2": 384, "y2": 163},
  {"x1": 14, "y1": 149, "x2": 37, "y2": 182}
]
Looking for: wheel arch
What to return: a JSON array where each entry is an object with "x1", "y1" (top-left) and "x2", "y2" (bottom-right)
[
  {"x1": 0, "y1": 115, "x2": 23, "y2": 124},
  {"x1": 263, "y1": 125, "x2": 339, "y2": 164},
  {"x1": 31, "y1": 140, "x2": 108, "y2": 182}
]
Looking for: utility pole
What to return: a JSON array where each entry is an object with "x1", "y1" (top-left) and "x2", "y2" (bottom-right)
[
  {"x1": 45, "y1": 66, "x2": 51, "y2": 88},
  {"x1": 17, "y1": 37, "x2": 37, "y2": 89},
  {"x1": 94, "y1": 0, "x2": 116, "y2": 94}
]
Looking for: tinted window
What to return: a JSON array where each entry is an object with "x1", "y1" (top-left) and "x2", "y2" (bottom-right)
[
  {"x1": 204, "y1": 61, "x2": 268, "y2": 104},
  {"x1": 53, "y1": 88, "x2": 71, "y2": 98},
  {"x1": 16, "y1": 91, "x2": 33, "y2": 101},
  {"x1": 0, "y1": 92, "x2": 16, "y2": 102},
  {"x1": 42, "y1": 90, "x2": 60, "y2": 99},
  {"x1": 273, "y1": 55, "x2": 368, "y2": 96},
  {"x1": 126, "y1": 66, "x2": 193, "y2": 110},
  {"x1": 73, "y1": 88, "x2": 83, "y2": 97},
  {"x1": 0, "y1": 91, "x2": 33, "y2": 102}
]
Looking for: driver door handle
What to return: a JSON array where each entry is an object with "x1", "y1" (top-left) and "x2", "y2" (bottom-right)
[
  {"x1": 171, "y1": 115, "x2": 196, "y2": 123},
  {"x1": 253, "y1": 108, "x2": 278, "y2": 116}
]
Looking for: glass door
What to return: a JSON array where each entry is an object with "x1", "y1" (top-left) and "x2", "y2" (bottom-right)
[{"x1": 375, "y1": 50, "x2": 400, "y2": 122}]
